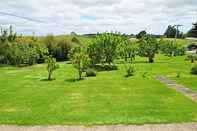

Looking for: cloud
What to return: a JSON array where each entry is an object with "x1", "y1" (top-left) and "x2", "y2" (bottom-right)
[{"x1": 0, "y1": 0, "x2": 196, "y2": 35}]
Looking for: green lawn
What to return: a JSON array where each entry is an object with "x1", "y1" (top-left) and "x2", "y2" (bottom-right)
[{"x1": 0, "y1": 55, "x2": 196, "y2": 125}]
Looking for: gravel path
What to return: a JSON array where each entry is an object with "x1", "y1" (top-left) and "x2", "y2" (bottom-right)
[
  {"x1": 0, "y1": 123, "x2": 197, "y2": 131},
  {"x1": 156, "y1": 75, "x2": 197, "y2": 102}
]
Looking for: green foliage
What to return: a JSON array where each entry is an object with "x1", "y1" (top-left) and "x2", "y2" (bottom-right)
[
  {"x1": 44, "y1": 34, "x2": 73, "y2": 61},
  {"x1": 187, "y1": 23, "x2": 197, "y2": 38},
  {"x1": 138, "y1": 35, "x2": 159, "y2": 63},
  {"x1": 85, "y1": 68, "x2": 97, "y2": 77},
  {"x1": 0, "y1": 27, "x2": 48, "y2": 66},
  {"x1": 71, "y1": 37, "x2": 80, "y2": 44},
  {"x1": 91, "y1": 64, "x2": 118, "y2": 71},
  {"x1": 117, "y1": 38, "x2": 138, "y2": 62},
  {"x1": 159, "y1": 39, "x2": 185, "y2": 56},
  {"x1": 186, "y1": 54, "x2": 197, "y2": 63},
  {"x1": 164, "y1": 25, "x2": 181, "y2": 38},
  {"x1": 125, "y1": 64, "x2": 135, "y2": 77},
  {"x1": 176, "y1": 72, "x2": 181, "y2": 78},
  {"x1": 136, "y1": 30, "x2": 146, "y2": 39},
  {"x1": 87, "y1": 33, "x2": 123, "y2": 65},
  {"x1": 45, "y1": 55, "x2": 59, "y2": 80},
  {"x1": 70, "y1": 46, "x2": 90, "y2": 79},
  {"x1": 191, "y1": 64, "x2": 197, "y2": 75}
]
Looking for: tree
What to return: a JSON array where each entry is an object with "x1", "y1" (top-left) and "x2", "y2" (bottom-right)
[
  {"x1": 118, "y1": 38, "x2": 138, "y2": 62},
  {"x1": 138, "y1": 35, "x2": 159, "y2": 63},
  {"x1": 164, "y1": 25, "x2": 182, "y2": 38},
  {"x1": 87, "y1": 33, "x2": 123, "y2": 65},
  {"x1": 70, "y1": 46, "x2": 89, "y2": 80},
  {"x1": 187, "y1": 23, "x2": 197, "y2": 38},
  {"x1": 159, "y1": 38, "x2": 185, "y2": 57},
  {"x1": 136, "y1": 31, "x2": 146, "y2": 39},
  {"x1": 45, "y1": 55, "x2": 59, "y2": 80}
]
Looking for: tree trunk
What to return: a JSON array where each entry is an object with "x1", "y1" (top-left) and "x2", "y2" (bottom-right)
[
  {"x1": 191, "y1": 59, "x2": 194, "y2": 63},
  {"x1": 48, "y1": 71, "x2": 52, "y2": 80},
  {"x1": 79, "y1": 69, "x2": 82, "y2": 80},
  {"x1": 148, "y1": 57, "x2": 154, "y2": 63}
]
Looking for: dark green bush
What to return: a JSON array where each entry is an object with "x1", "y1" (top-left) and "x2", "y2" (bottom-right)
[
  {"x1": 191, "y1": 64, "x2": 197, "y2": 75},
  {"x1": 91, "y1": 64, "x2": 118, "y2": 71},
  {"x1": 86, "y1": 69, "x2": 96, "y2": 77}
]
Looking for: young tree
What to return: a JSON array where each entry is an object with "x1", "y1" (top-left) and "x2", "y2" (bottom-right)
[
  {"x1": 45, "y1": 55, "x2": 59, "y2": 80},
  {"x1": 87, "y1": 33, "x2": 123, "y2": 65},
  {"x1": 118, "y1": 39, "x2": 138, "y2": 62},
  {"x1": 70, "y1": 46, "x2": 89, "y2": 80},
  {"x1": 138, "y1": 35, "x2": 159, "y2": 63},
  {"x1": 159, "y1": 38, "x2": 185, "y2": 57}
]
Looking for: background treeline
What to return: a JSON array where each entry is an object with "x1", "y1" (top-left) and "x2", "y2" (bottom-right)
[
  {"x1": 0, "y1": 26, "x2": 90, "y2": 66},
  {"x1": 0, "y1": 26, "x2": 188, "y2": 67}
]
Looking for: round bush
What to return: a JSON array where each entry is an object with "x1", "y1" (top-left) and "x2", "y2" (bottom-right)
[
  {"x1": 86, "y1": 69, "x2": 97, "y2": 77},
  {"x1": 191, "y1": 64, "x2": 197, "y2": 75}
]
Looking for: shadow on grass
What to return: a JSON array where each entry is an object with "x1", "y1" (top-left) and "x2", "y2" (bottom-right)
[
  {"x1": 65, "y1": 78, "x2": 85, "y2": 83},
  {"x1": 40, "y1": 78, "x2": 56, "y2": 81}
]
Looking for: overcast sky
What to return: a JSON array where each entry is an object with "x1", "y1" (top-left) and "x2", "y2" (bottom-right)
[{"x1": 0, "y1": 0, "x2": 197, "y2": 35}]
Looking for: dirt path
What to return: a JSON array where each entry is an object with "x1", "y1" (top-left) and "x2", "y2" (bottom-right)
[
  {"x1": 156, "y1": 75, "x2": 197, "y2": 102},
  {"x1": 0, "y1": 123, "x2": 197, "y2": 131}
]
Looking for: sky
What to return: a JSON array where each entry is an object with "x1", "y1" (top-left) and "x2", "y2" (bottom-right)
[{"x1": 0, "y1": 0, "x2": 197, "y2": 36}]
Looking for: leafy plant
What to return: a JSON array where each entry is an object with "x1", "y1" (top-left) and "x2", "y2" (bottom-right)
[
  {"x1": 191, "y1": 64, "x2": 197, "y2": 75},
  {"x1": 125, "y1": 64, "x2": 135, "y2": 77},
  {"x1": 87, "y1": 33, "x2": 123, "y2": 65},
  {"x1": 142, "y1": 72, "x2": 148, "y2": 78},
  {"x1": 186, "y1": 54, "x2": 197, "y2": 63},
  {"x1": 176, "y1": 72, "x2": 181, "y2": 78},
  {"x1": 117, "y1": 39, "x2": 138, "y2": 63},
  {"x1": 70, "y1": 46, "x2": 89, "y2": 80},
  {"x1": 45, "y1": 55, "x2": 59, "y2": 80},
  {"x1": 138, "y1": 35, "x2": 159, "y2": 63}
]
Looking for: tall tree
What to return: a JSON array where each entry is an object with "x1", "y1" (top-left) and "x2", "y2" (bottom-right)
[
  {"x1": 164, "y1": 25, "x2": 178, "y2": 38},
  {"x1": 138, "y1": 35, "x2": 159, "y2": 63},
  {"x1": 187, "y1": 23, "x2": 197, "y2": 38},
  {"x1": 87, "y1": 33, "x2": 123, "y2": 65},
  {"x1": 136, "y1": 31, "x2": 147, "y2": 39}
]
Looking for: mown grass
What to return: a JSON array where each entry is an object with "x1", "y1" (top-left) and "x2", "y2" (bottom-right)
[{"x1": 0, "y1": 55, "x2": 196, "y2": 125}]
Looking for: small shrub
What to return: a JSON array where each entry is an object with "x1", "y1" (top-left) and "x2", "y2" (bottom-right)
[
  {"x1": 186, "y1": 54, "x2": 197, "y2": 63},
  {"x1": 92, "y1": 64, "x2": 118, "y2": 71},
  {"x1": 86, "y1": 69, "x2": 96, "y2": 77},
  {"x1": 142, "y1": 72, "x2": 148, "y2": 78},
  {"x1": 176, "y1": 72, "x2": 181, "y2": 78},
  {"x1": 191, "y1": 64, "x2": 197, "y2": 75},
  {"x1": 125, "y1": 65, "x2": 134, "y2": 77}
]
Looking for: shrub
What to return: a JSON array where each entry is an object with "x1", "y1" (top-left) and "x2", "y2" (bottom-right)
[
  {"x1": 125, "y1": 65, "x2": 134, "y2": 77},
  {"x1": 191, "y1": 64, "x2": 197, "y2": 75},
  {"x1": 176, "y1": 72, "x2": 181, "y2": 78},
  {"x1": 86, "y1": 69, "x2": 96, "y2": 77},
  {"x1": 91, "y1": 64, "x2": 118, "y2": 71},
  {"x1": 186, "y1": 54, "x2": 197, "y2": 63}
]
